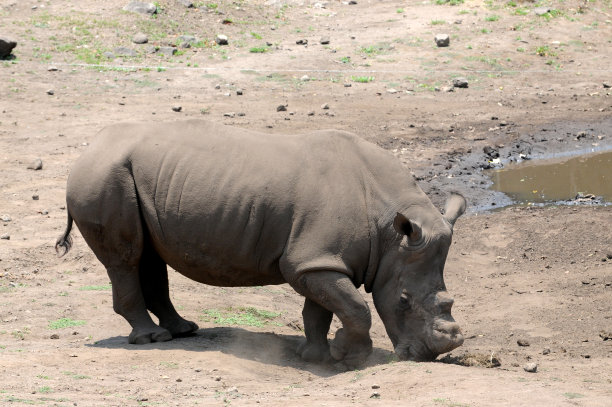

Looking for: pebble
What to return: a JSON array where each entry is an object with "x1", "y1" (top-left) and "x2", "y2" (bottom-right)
[
  {"x1": 349, "y1": 0, "x2": 357, "y2": 4},
  {"x1": 307, "y1": 111, "x2": 315, "y2": 116},
  {"x1": 157, "y1": 46, "x2": 177, "y2": 56},
  {"x1": 523, "y1": 362, "x2": 538, "y2": 373},
  {"x1": 435, "y1": 34, "x2": 450, "y2": 47},
  {"x1": 0, "y1": 37, "x2": 17, "y2": 59},
  {"x1": 172, "y1": 106, "x2": 182, "y2": 112},
  {"x1": 370, "y1": 392, "x2": 380, "y2": 399},
  {"x1": 179, "y1": 35, "x2": 196, "y2": 45},
  {"x1": 46, "y1": 89, "x2": 54, "y2": 95},
  {"x1": 321, "y1": 103, "x2": 330, "y2": 110},
  {"x1": 1, "y1": 234, "x2": 9, "y2": 240},
  {"x1": 534, "y1": 7, "x2": 550, "y2": 16},
  {"x1": 50, "y1": 334, "x2": 59, "y2": 339},
  {"x1": 296, "y1": 39, "x2": 308, "y2": 45},
  {"x1": 177, "y1": 0, "x2": 194, "y2": 7},
  {"x1": 452, "y1": 77, "x2": 469, "y2": 88},
  {"x1": 223, "y1": 112, "x2": 235, "y2": 117},
  {"x1": 276, "y1": 104, "x2": 287, "y2": 112},
  {"x1": 114, "y1": 47, "x2": 138, "y2": 57},
  {"x1": 123, "y1": 1, "x2": 157, "y2": 15},
  {"x1": 542, "y1": 348, "x2": 551, "y2": 355},
  {"x1": 236, "y1": 89, "x2": 243, "y2": 95},
  {"x1": 300, "y1": 75, "x2": 310, "y2": 81},
  {"x1": 32, "y1": 194, "x2": 39, "y2": 200},
  {"x1": 47, "y1": 66, "x2": 58, "y2": 72},
  {"x1": 320, "y1": 36, "x2": 330, "y2": 45},
  {"x1": 517, "y1": 338, "x2": 530, "y2": 347},
  {"x1": 386, "y1": 88, "x2": 398, "y2": 94},
  {"x1": 371, "y1": 384, "x2": 380, "y2": 389},
  {"x1": 603, "y1": 82, "x2": 611, "y2": 89},
  {"x1": 132, "y1": 33, "x2": 149, "y2": 44},
  {"x1": 27, "y1": 159, "x2": 43, "y2": 170},
  {"x1": 1, "y1": 215, "x2": 11, "y2": 222},
  {"x1": 216, "y1": 34, "x2": 229, "y2": 45}
]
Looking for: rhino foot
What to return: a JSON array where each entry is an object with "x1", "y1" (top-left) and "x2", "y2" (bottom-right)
[
  {"x1": 297, "y1": 339, "x2": 331, "y2": 363},
  {"x1": 161, "y1": 318, "x2": 199, "y2": 337},
  {"x1": 128, "y1": 326, "x2": 173, "y2": 344},
  {"x1": 330, "y1": 328, "x2": 372, "y2": 369}
]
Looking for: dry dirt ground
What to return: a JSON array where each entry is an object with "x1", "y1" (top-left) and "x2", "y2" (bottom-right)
[{"x1": 1, "y1": 0, "x2": 611, "y2": 406}]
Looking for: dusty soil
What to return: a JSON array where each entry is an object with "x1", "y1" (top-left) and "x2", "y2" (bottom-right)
[{"x1": 1, "y1": 0, "x2": 611, "y2": 405}]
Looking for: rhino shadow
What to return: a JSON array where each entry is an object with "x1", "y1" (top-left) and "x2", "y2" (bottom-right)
[{"x1": 88, "y1": 327, "x2": 395, "y2": 377}]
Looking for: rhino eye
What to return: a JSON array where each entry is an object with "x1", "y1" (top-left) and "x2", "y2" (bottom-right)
[{"x1": 400, "y1": 291, "x2": 411, "y2": 309}]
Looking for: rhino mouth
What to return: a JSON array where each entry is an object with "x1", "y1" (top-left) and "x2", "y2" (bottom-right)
[{"x1": 394, "y1": 342, "x2": 436, "y2": 362}]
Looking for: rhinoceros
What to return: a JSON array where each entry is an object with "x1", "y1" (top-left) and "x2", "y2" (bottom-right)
[{"x1": 56, "y1": 120, "x2": 465, "y2": 367}]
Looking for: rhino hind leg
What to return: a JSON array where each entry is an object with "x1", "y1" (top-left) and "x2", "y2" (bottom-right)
[
  {"x1": 139, "y1": 245, "x2": 199, "y2": 337},
  {"x1": 297, "y1": 298, "x2": 333, "y2": 362}
]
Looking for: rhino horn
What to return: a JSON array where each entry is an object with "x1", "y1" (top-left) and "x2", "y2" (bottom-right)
[{"x1": 443, "y1": 193, "x2": 466, "y2": 226}]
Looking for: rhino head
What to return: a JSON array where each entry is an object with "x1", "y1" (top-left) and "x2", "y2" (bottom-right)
[{"x1": 372, "y1": 193, "x2": 466, "y2": 361}]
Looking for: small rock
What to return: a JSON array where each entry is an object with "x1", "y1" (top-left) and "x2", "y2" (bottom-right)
[
  {"x1": 371, "y1": 384, "x2": 380, "y2": 389},
  {"x1": 123, "y1": 1, "x2": 157, "y2": 15},
  {"x1": 216, "y1": 34, "x2": 229, "y2": 45},
  {"x1": 237, "y1": 112, "x2": 246, "y2": 117},
  {"x1": 194, "y1": 368, "x2": 202, "y2": 372},
  {"x1": 600, "y1": 330, "x2": 611, "y2": 341},
  {"x1": 177, "y1": 0, "x2": 194, "y2": 7},
  {"x1": 307, "y1": 111, "x2": 315, "y2": 116},
  {"x1": 223, "y1": 112, "x2": 235, "y2": 117},
  {"x1": 542, "y1": 348, "x2": 551, "y2": 355},
  {"x1": 452, "y1": 77, "x2": 469, "y2": 88},
  {"x1": 40, "y1": 209, "x2": 49, "y2": 215},
  {"x1": 0, "y1": 37, "x2": 17, "y2": 59},
  {"x1": 348, "y1": 0, "x2": 357, "y2": 4},
  {"x1": 236, "y1": 89, "x2": 243, "y2": 95},
  {"x1": 603, "y1": 82, "x2": 611, "y2": 89},
  {"x1": 32, "y1": 194, "x2": 39, "y2": 200},
  {"x1": 0, "y1": 234, "x2": 9, "y2": 240},
  {"x1": 300, "y1": 75, "x2": 310, "y2": 81},
  {"x1": 441, "y1": 86, "x2": 454, "y2": 92},
  {"x1": 483, "y1": 146, "x2": 499, "y2": 158},
  {"x1": 296, "y1": 39, "x2": 308, "y2": 45},
  {"x1": 344, "y1": 83, "x2": 352, "y2": 87},
  {"x1": 386, "y1": 88, "x2": 398, "y2": 94},
  {"x1": 276, "y1": 104, "x2": 287, "y2": 112},
  {"x1": 157, "y1": 46, "x2": 177, "y2": 56},
  {"x1": 517, "y1": 338, "x2": 530, "y2": 347},
  {"x1": 179, "y1": 35, "x2": 196, "y2": 44},
  {"x1": 370, "y1": 392, "x2": 380, "y2": 399},
  {"x1": 114, "y1": 47, "x2": 138, "y2": 57},
  {"x1": 214, "y1": 376, "x2": 222, "y2": 381},
  {"x1": 176, "y1": 378, "x2": 182, "y2": 382},
  {"x1": 50, "y1": 334, "x2": 59, "y2": 339},
  {"x1": 523, "y1": 362, "x2": 538, "y2": 373},
  {"x1": 47, "y1": 66, "x2": 58, "y2": 72},
  {"x1": 1, "y1": 215, "x2": 11, "y2": 222},
  {"x1": 172, "y1": 106, "x2": 182, "y2": 112},
  {"x1": 46, "y1": 89, "x2": 54, "y2": 95},
  {"x1": 435, "y1": 34, "x2": 450, "y2": 47},
  {"x1": 103, "y1": 51, "x2": 115, "y2": 59},
  {"x1": 320, "y1": 36, "x2": 330, "y2": 45},
  {"x1": 27, "y1": 159, "x2": 43, "y2": 170},
  {"x1": 132, "y1": 33, "x2": 148, "y2": 44},
  {"x1": 534, "y1": 7, "x2": 550, "y2": 16},
  {"x1": 321, "y1": 103, "x2": 330, "y2": 110}
]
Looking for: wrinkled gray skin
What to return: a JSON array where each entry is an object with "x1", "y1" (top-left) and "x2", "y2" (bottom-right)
[{"x1": 56, "y1": 120, "x2": 465, "y2": 368}]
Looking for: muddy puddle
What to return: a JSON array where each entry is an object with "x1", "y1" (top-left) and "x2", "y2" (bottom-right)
[{"x1": 488, "y1": 150, "x2": 612, "y2": 204}]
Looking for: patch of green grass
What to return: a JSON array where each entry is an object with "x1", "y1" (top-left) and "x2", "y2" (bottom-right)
[
  {"x1": 37, "y1": 386, "x2": 52, "y2": 394},
  {"x1": 48, "y1": 318, "x2": 86, "y2": 330},
  {"x1": 5, "y1": 396, "x2": 38, "y2": 405},
  {"x1": 538, "y1": 9, "x2": 564, "y2": 21},
  {"x1": 436, "y1": 0, "x2": 464, "y2": 5},
  {"x1": 516, "y1": 47, "x2": 525, "y2": 52},
  {"x1": 63, "y1": 371, "x2": 90, "y2": 380},
  {"x1": 351, "y1": 76, "x2": 375, "y2": 83},
  {"x1": 340, "y1": 56, "x2": 351, "y2": 63},
  {"x1": 250, "y1": 32, "x2": 262, "y2": 39},
  {"x1": 431, "y1": 19, "x2": 446, "y2": 25},
  {"x1": 79, "y1": 284, "x2": 111, "y2": 291},
  {"x1": 480, "y1": 28, "x2": 491, "y2": 34},
  {"x1": 249, "y1": 46, "x2": 268, "y2": 53},
  {"x1": 397, "y1": 8, "x2": 404, "y2": 13},
  {"x1": 11, "y1": 328, "x2": 30, "y2": 340},
  {"x1": 159, "y1": 361, "x2": 179, "y2": 369},
  {"x1": 535, "y1": 45, "x2": 556, "y2": 56},
  {"x1": 484, "y1": 15, "x2": 500, "y2": 21},
  {"x1": 563, "y1": 393, "x2": 585, "y2": 399},
  {"x1": 37, "y1": 375, "x2": 50, "y2": 380},
  {"x1": 514, "y1": 8, "x2": 529, "y2": 15},
  {"x1": 200, "y1": 307, "x2": 281, "y2": 327}
]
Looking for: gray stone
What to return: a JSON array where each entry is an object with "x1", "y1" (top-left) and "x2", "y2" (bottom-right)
[
  {"x1": 534, "y1": 7, "x2": 550, "y2": 16},
  {"x1": 1, "y1": 215, "x2": 11, "y2": 222},
  {"x1": 172, "y1": 106, "x2": 182, "y2": 112},
  {"x1": 123, "y1": 1, "x2": 157, "y2": 15},
  {"x1": 47, "y1": 66, "x2": 58, "y2": 71},
  {"x1": 179, "y1": 35, "x2": 196, "y2": 44},
  {"x1": 27, "y1": 159, "x2": 43, "y2": 170},
  {"x1": 452, "y1": 77, "x2": 469, "y2": 88},
  {"x1": 223, "y1": 112, "x2": 235, "y2": 118},
  {"x1": 114, "y1": 47, "x2": 138, "y2": 57},
  {"x1": 603, "y1": 82, "x2": 611, "y2": 89},
  {"x1": 1, "y1": 234, "x2": 9, "y2": 240},
  {"x1": 300, "y1": 75, "x2": 310, "y2": 81},
  {"x1": 216, "y1": 34, "x2": 229, "y2": 45},
  {"x1": 157, "y1": 46, "x2": 177, "y2": 56},
  {"x1": 0, "y1": 37, "x2": 17, "y2": 59},
  {"x1": 517, "y1": 338, "x2": 530, "y2": 347},
  {"x1": 177, "y1": 0, "x2": 193, "y2": 7},
  {"x1": 296, "y1": 39, "x2": 308, "y2": 45},
  {"x1": 46, "y1": 89, "x2": 54, "y2": 95},
  {"x1": 132, "y1": 33, "x2": 149, "y2": 44},
  {"x1": 320, "y1": 36, "x2": 330, "y2": 45},
  {"x1": 103, "y1": 51, "x2": 115, "y2": 59},
  {"x1": 321, "y1": 103, "x2": 330, "y2": 110},
  {"x1": 523, "y1": 362, "x2": 538, "y2": 373},
  {"x1": 236, "y1": 89, "x2": 243, "y2": 95},
  {"x1": 435, "y1": 34, "x2": 450, "y2": 47},
  {"x1": 32, "y1": 194, "x2": 39, "y2": 200},
  {"x1": 276, "y1": 104, "x2": 287, "y2": 112},
  {"x1": 145, "y1": 46, "x2": 158, "y2": 54}
]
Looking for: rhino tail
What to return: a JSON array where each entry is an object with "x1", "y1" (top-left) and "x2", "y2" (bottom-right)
[{"x1": 55, "y1": 211, "x2": 74, "y2": 257}]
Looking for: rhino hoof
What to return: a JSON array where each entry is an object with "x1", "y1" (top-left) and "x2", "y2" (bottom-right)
[
  {"x1": 129, "y1": 327, "x2": 172, "y2": 344},
  {"x1": 297, "y1": 339, "x2": 331, "y2": 363},
  {"x1": 162, "y1": 319, "x2": 199, "y2": 337}
]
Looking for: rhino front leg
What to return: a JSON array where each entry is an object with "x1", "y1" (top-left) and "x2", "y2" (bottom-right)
[
  {"x1": 107, "y1": 266, "x2": 173, "y2": 344},
  {"x1": 297, "y1": 298, "x2": 333, "y2": 362},
  {"x1": 139, "y1": 248, "x2": 199, "y2": 337},
  {"x1": 292, "y1": 271, "x2": 373, "y2": 369}
]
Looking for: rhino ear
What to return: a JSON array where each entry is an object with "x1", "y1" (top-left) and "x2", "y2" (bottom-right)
[
  {"x1": 393, "y1": 212, "x2": 422, "y2": 243},
  {"x1": 443, "y1": 193, "x2": 466, "y2": 226}
]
